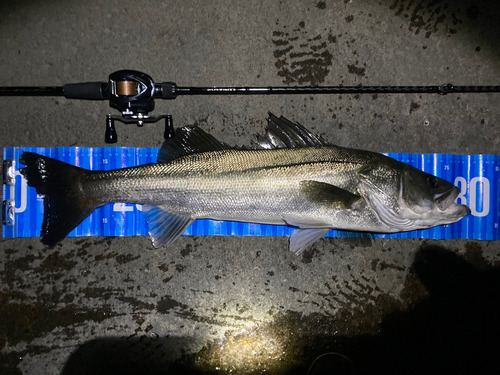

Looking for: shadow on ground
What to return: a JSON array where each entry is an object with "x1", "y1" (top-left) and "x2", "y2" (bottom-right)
[{"x1": 59, "y1": 245, "x2": 500, "y2": 375}]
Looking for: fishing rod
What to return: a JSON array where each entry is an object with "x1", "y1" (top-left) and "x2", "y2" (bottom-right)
[{"x1": 1, "y1": 70, "x2": 500, "y2": 143}]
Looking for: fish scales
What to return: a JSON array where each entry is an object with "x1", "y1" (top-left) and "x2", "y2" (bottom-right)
[
  {"x1": 18, "y1": 113, "x2": 470, "y2": 253},
  {"x1": 79, "y1": 147, "x2": 371, "y2": 221}
]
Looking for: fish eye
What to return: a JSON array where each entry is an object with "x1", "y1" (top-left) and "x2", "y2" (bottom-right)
[{"x1": 426, "y1": 176, "x2": 439, "y2": 188}]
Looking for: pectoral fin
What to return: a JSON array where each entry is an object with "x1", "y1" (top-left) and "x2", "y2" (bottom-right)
[
  {"x1": 142, "y1": 205, "x2": 194, "y2": 248},
  {"x1": 300, "y1": 180, "x2": 361, "y2": 210},
  {"x1": 290, "y1": 228, "x2": 331, "y2": 255}
]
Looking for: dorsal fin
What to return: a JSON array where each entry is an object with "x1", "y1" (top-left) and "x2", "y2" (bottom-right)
[
  {"x1": 252, "y1": 113, "x2": 330, "y2": 150},
  {"x1": 158, "y1": 113, "x2": 329, "y2": 161},
  {"x1": 158, "y1": 126, "x2": 231, "y2": 163}
]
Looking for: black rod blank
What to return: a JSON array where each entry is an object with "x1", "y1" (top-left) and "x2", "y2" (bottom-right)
[
  {"x1": 2, "y1": 83, "x2": 500, "y2": 99},
  {"x1": 174, "y1": 84, "x2": 500, "y2": 96}
]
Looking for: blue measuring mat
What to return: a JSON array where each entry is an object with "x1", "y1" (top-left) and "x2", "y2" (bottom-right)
[{"x1": 2, "y1": 147, "x2": 499, "y2": 240}]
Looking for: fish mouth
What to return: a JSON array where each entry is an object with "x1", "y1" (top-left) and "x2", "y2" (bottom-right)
[
  {"x1": 434, "y1": 186, "x2": 471, "y2": 218},
  {"x1": 434, "y1": 186, "x2": 460, "y2": 211}
]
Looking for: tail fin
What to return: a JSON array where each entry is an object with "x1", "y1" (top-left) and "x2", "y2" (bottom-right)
[{"x1": 19, "y1": 152, "x2": 97, "y2": 247}]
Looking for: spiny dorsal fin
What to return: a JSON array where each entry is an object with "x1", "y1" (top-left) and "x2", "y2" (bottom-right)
[
  {"x1": 252, "y1": 113, "x2": 330, "y2": 150},
  {"x1": 158, "y1": 126, "x2": 231, "y2": 163}
]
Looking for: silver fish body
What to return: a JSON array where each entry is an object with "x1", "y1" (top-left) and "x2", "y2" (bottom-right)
[
  {"x1": 82, "y1": 147, "x2": 382, "y2": 227},
  {"x1": 20, "y1": 114, "x2": 470, "y2": 254}
]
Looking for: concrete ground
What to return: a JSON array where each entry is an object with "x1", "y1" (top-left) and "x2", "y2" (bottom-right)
[{"x1": 1, "y1": 0, "x2": 500, "y2": 374}]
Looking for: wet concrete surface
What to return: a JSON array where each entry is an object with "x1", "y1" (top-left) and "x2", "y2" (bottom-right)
[{"x1": 1, "y1": 1, "x2": 500, "y2": 374}]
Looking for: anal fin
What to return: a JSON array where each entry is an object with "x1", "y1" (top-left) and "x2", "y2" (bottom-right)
[{"x1": 142, "y1": 205, "x2": 194, "y2": 248}]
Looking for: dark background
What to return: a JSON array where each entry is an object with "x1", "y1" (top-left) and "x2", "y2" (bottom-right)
[{"x1": 1, "y1": 1, "x2": 500, "y2": 374}]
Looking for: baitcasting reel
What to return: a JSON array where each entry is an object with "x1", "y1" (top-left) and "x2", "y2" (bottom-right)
[
  {"x1": 1, "y1": 69, "x2": 500, "y2": 143},
  {"x1": 63, "y1": 70, "x2": 177, "y2": 142}
]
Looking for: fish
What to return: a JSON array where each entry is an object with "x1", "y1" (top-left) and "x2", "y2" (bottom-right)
[{"x1": 19, "y1": 113, "x2": 470, "y2": 255}]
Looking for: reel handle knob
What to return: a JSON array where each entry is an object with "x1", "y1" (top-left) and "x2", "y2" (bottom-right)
[
  {"x1": 164, "y1": 115, "x2": 174, "y2": 139},
  {"x1": 105, "y1": 115, "x2": 118, "y2": 143}
]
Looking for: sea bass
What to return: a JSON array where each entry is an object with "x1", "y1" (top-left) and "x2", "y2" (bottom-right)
[{"x1": 19, "y1": 113, "x2": 470, "y2": 255}]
